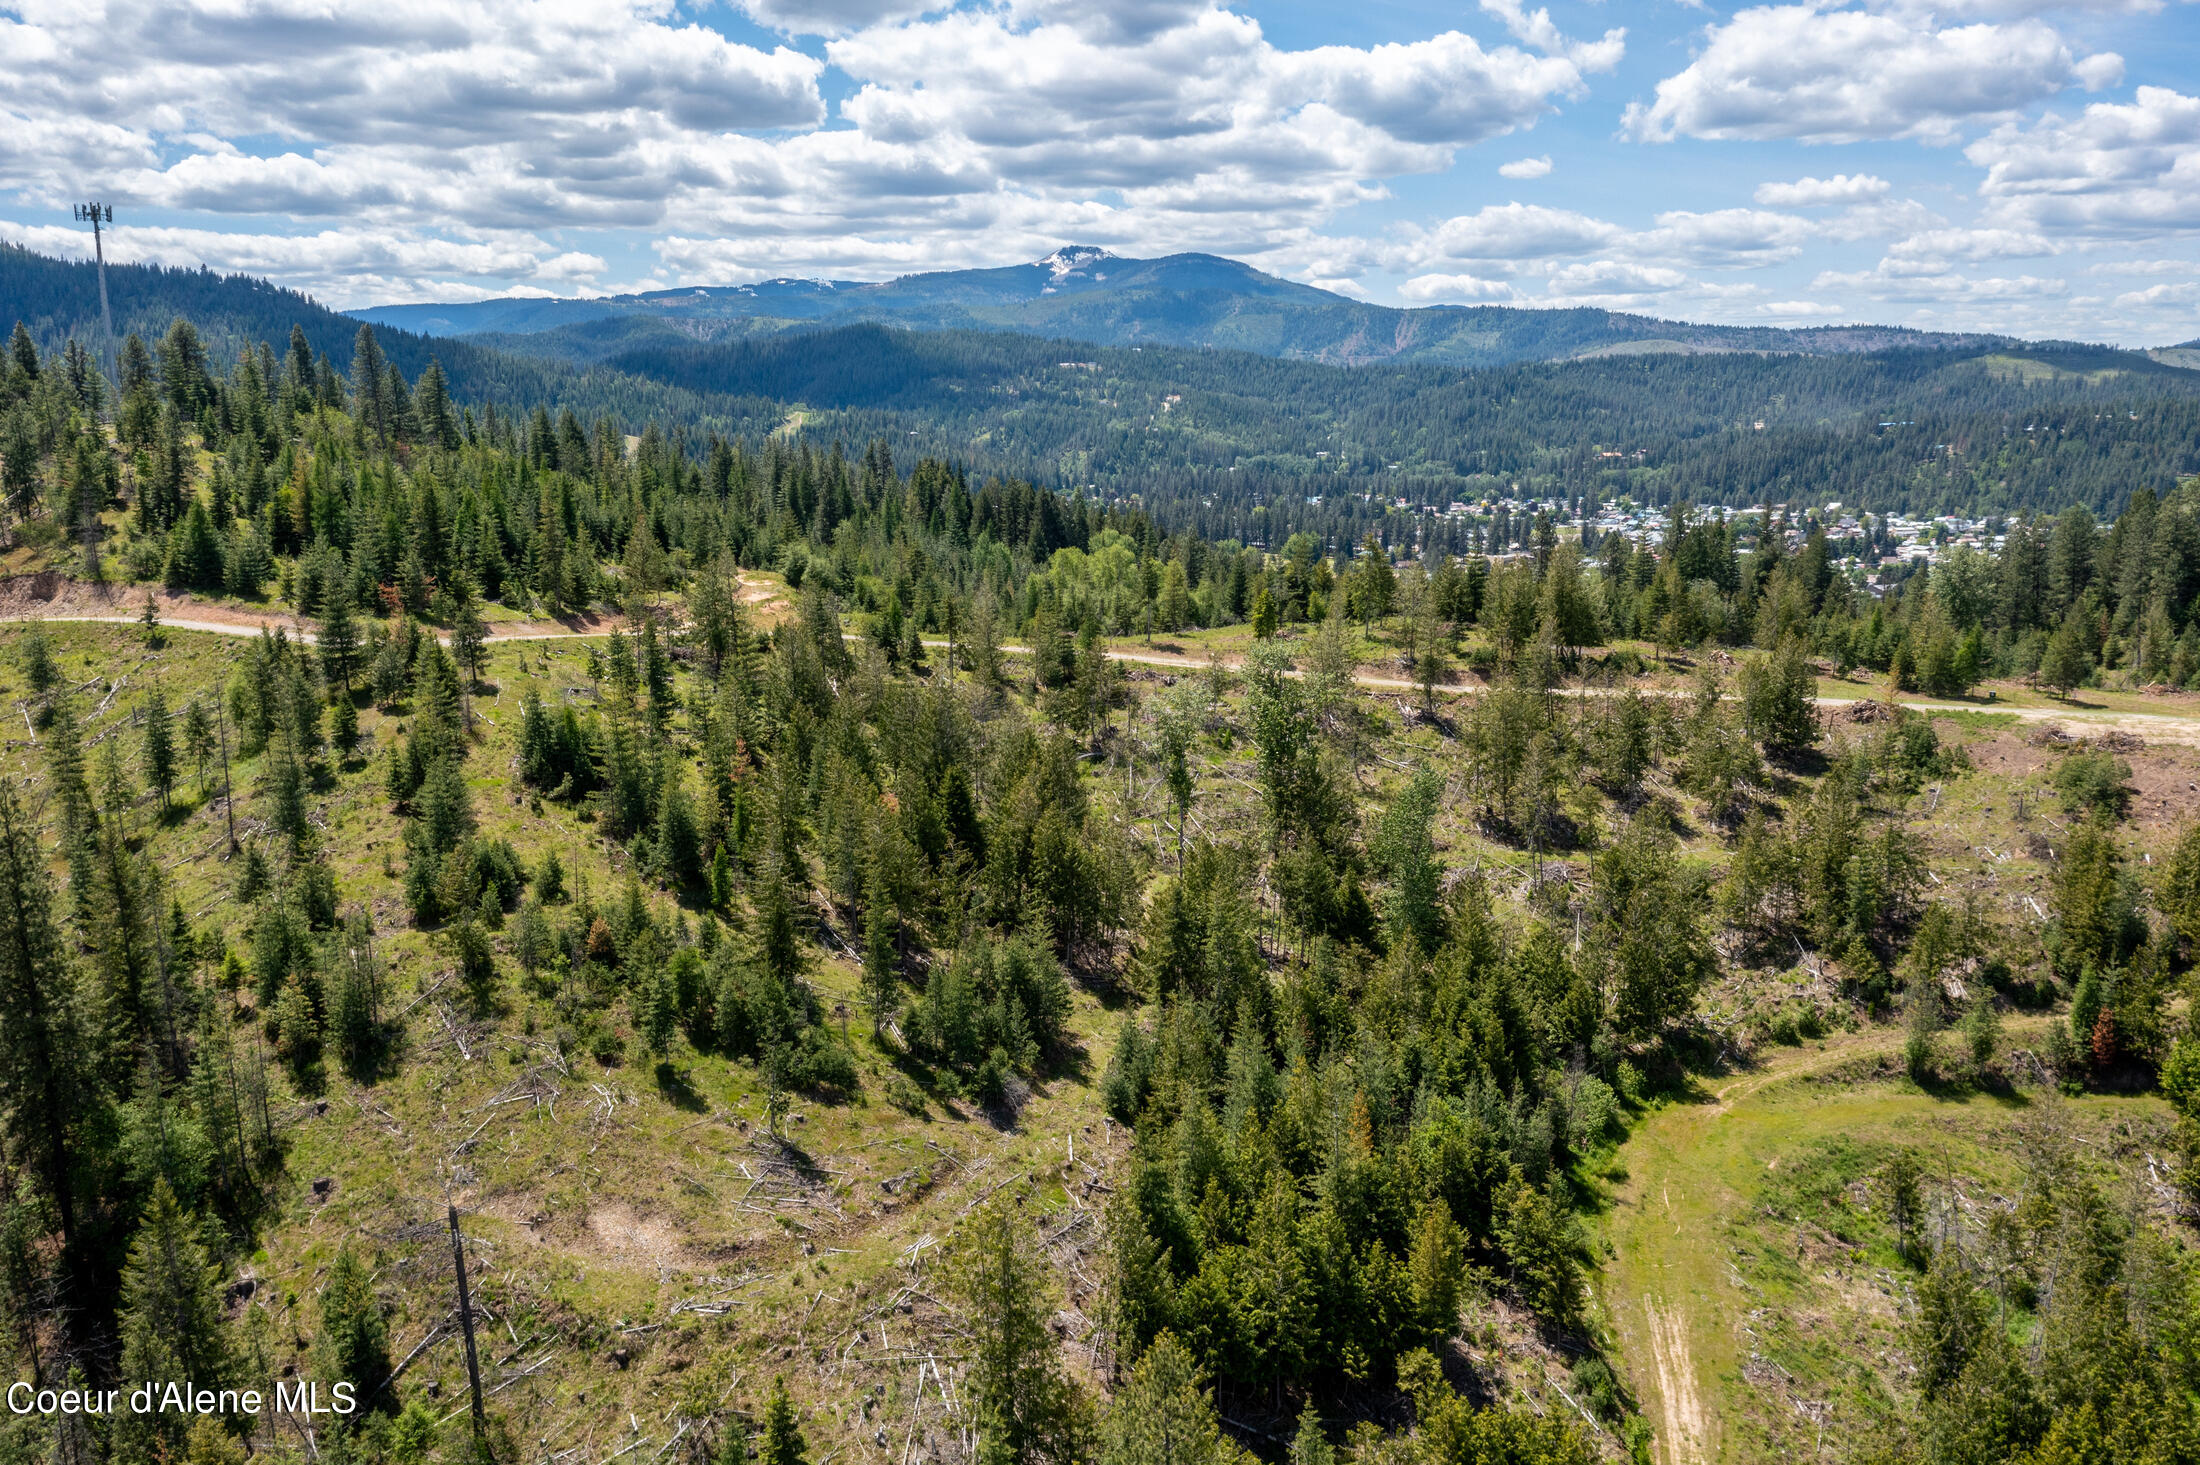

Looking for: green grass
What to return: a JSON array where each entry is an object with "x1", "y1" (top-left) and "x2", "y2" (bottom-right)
[{"x1": 1592, "y1": 1025, "x2": 2170, "y2": 1465}]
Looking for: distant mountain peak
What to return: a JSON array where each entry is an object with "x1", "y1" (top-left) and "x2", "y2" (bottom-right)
[{"x1": 1039, "y1": 245, "x2": 1114, "y2": 280}]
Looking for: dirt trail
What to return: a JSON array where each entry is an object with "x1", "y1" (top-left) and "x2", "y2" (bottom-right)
[
  {"x1": 1601, "y1": 1034, "x2": 1900, "y2": 1465},
  {"x1": 1645, "y1": 1296, "x2": 1707, "y2": 1465},
  {"x1": 976, "y1": 638, "x2": 2200, "y2": 743},
  {"x1": 0, "y1": 574, "x2": 623, "y2": 645},
  {"x1": 1602, "y1": 1022, "x2": 2063, "y2": 1463},
  {"x1": 4, "y1": 574, "x2": 2199, "y2": 743}
]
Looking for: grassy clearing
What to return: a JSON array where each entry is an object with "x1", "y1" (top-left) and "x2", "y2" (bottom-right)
[{"x1": 1592, "y1": 1024, "x2": 2172, "y2": 1465}]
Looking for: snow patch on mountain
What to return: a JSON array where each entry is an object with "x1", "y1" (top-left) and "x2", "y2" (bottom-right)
[{"x1": 1039, "y1": 246, "x2": 1114, "y2": 281}]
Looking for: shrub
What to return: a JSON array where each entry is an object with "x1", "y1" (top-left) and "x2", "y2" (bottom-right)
[{"x1": 2055, "y1": 750, "x2": 2132, "y2": 823}]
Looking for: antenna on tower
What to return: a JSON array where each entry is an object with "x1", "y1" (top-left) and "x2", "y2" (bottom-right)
[{"x1": 72, "y1": 202, "x2": 118, "y2": 421}]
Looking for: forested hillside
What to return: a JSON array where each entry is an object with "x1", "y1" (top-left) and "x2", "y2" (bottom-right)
[
  {"x1": 0, "y1": 289, "x2": 2196, "y2": 1465},
  {"x1": 9, "y1": 245, "x2": 2200, "y2": 533}
]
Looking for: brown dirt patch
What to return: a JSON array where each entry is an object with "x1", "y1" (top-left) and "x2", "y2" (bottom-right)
[
  {"x1": 1962, "y1": 733, "x2": 2053, "y2": 781},
  {"x1": 2124, "y1": 754, "x2": 2200, "y2": 830},
  {"x1": 583, "y1": 1202, "x2": 698, "y2": 1272}
]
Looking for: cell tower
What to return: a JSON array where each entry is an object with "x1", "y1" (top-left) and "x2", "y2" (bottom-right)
[{"x1": 72, "y1": 202, "x2": 117, "y2": 419}]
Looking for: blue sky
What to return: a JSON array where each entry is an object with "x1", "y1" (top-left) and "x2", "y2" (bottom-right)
[{"x1": 1, "y1": 0, "x2": 2195, "y2": 343}]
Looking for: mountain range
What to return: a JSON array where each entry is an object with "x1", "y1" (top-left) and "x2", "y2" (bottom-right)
[
  {"x1": 350, "y1": 246, "x2": 2018, "y2": 369},
  {"x1": 9, "y1": 239, "x2": 2200, "y2": 523}
]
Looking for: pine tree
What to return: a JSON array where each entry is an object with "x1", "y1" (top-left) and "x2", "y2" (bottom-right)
[
  {"x1": 0, "y1": 780, "x2": 101, "y2": 1252},
  {"x1": 285, "y1": 324, "x2": 315, "y2": 412},
  {"x1": 862, "y1": 883, "x2": 897, "y2": 1040},
  {"x1": 332, "y1": 693, "x2": 360, "y2": 757},
  {"x1": 0, "y1": 402, "x2": 39, "y2": 531},
  {"x1": 1884, "y1": 1148, "x2": 1923, "y2": 1261},
  {"x1": 753, "y1": 862, "x2": 807, "y2": 990},
  {"x1": 2042, "y1": 608, "x2": 2094, "y2": 699},
  {"x1": 1288, "y1": 1406, "x2": 1333, "y2": 1465},
  {"x1": 142, "y1": 689, "x2": 178, "y2": 813},
  {"x1": 1096, "y1": 1335, "x2": 1237, "y2": 1465},
  {"x1": 947, "y1": 1199, "x2": 1082, "y2": 1465},
  {"x1": 114, "y1": 1180, "x2": 237, "y2": 1459},
  {"x1": 2167, "y1": 819, "x2": 2200, "y2": 960},
  {"x1": 319, "y1": 588, "x2": 361, "y2": 698},
  {"x1": 318, "y1": 1243, "x2": 392, "y2": 1425},
  {"x1": 449, "y1": 570, "x2": 489, "y2": 695},
  {"x1": 760, "y1": 1378, "x2": 809, "y2": 1465},
  {"x1": 165, "y1": 499, "x2": 225, "y2": 591},
  {"x1": 181, "y1": 697, "x2": 216, "y2": 795},
  {"x1": 415, "y1": 360, "x2": 459, "y2": 450},
  {"x1": 352, "y1": 326, "x2": 388, "y2": 443},
  {"x1": 2054, "y1": 821, "x2": 2138, "y2": 976},
  {"x1": 716, "y1": 1417, "x2": 751, "y2": 1465},
  {"x1": 1740, "y1": 635, "x2": 1821, "y2": 755},
  {"x1": 5, "y1": 321, "x2": 35, "y2": 391}
]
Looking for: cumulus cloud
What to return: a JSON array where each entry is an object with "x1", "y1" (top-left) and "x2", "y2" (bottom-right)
[
  {"x1": 735, "y1": 0, "x2": 939, "y2": 37},
  {"x1": 1624, "y1": 5, "x2": 2117, "y2": 145},
  {"x1": 1397, "y1": 203, "x2": 1810, "y2": 279},
  {"x1": 0, "y1": 0, "x2": 1629, "y2": 300},
  {"x1": 1637, "y1": 208, "x2": 1814, "y2": 265},
  {"x1": 2113, "y1": 281, "x2": 2199, "y2": 307},
  {"x1": 1, "y1": 0, "x2": 2193, "y2": 343},
  {"x1": 0, "y1": 0, "x2": 826, "y2": 231},
  {"x1": 1967, "y1": 86, "x2": 2200, "y2": 236},
  {"x1": 1475, "y1": 0, "x2": 1625, "y2": 72},
  {"x1": 1545, "y1": 260, "x2": 1691, "y2": 296},
  {"x1": 1754, "y1": 173, "x2": 1891, "y2": 206},
  {"x1": 1872, "y1": 0, "x2": 2170, "y2": 18},
  {"x1": 1881, "y1": 226, "x2": 2054, "y2": 272},
  {"x1": 0, "y1": 218, "x2": 603, "y2": 307},
  {"x1": 1404, "y1": 202, "x2": 1623, "y2": 264},
  {"x1": 1398, "y1": 272, "x2": 1518, "y2": 301}
]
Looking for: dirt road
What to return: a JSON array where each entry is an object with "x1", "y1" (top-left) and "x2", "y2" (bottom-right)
[
  {"x1": 0, "y1": 576, "x2": 621, "y2": 645},
  {"x1": 5, "y1": 576, "x2": 2198, "y2": 744}
]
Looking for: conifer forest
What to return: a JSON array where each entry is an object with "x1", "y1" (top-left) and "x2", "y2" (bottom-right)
[{"x1": 0, "y1": 270, "x2": 2197, "y2": 1465}]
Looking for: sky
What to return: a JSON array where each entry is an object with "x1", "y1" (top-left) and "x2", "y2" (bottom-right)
[{"x1": 0, "y1": 0, "x2": 2196, "y2": 343}]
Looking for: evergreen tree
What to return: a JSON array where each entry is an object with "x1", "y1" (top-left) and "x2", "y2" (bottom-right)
[
  {"x1": 449, "y1": 570, "x2": 489, "y2": 694},
  {"x1": 4, "y1": 321, "x2": 34, "y2": 389},
  {"x1": 862, "y1": 882, "x2": 898, "y2": 1040},
  {"x1": 415, "y1": 360, "x2": 458, "y2": 449},
  {"x1": 0, "y1": 778, "x2": 101, "y2": 1253},
  {"x1": 0, "y1": 402, "x2": 39, "y2": 529},
  {"x1": 182, "y1": 697, "x2": 216, "y2": 795},
  {"x1": 2054, "y1": 821, "x2": 2139, "y2": 976},
  {"x1": 352, "y1": 325, "x2": 389, "y2": 443},
  {"x1": 1739, "y1": 634, "x2": 1820, "y2": 755},
  {"x1": 2041, "y1": 607, "x2": 2094, "y2": 698},
  {"x1": 113, "y1": 1180, "x2": 237, "y2": 1459},
  {"x1": 320, "y1": 588, "x2": 361, "y2": 698},
  {"x1": 1096, "y1": 1335, "x2": 1240, "y2": 1465},
  {"x1": 142, "y1": 688, "x2": 178, "y2": 813},
  {"x1": 716, "y1": 1417, "x2": 751, "y2": 1465},
  {"x1": 760, "y1": 1378, "x2": 809, "y2": 1465},
  {"x1": 318, "y1": 1242, "x2": 392, "y2": 1424},
  {"x1": 165, "y1": 500, "x2": 226, "y2": 591},
  {"x1": 947, "y1": 1198, "x2": 1083, "y2": 1465}
]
